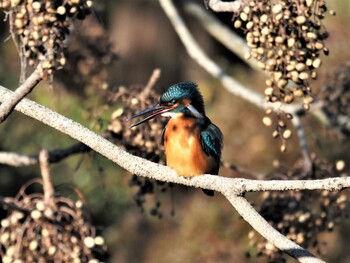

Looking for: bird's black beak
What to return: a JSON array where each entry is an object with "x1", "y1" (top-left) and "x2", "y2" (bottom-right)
[{"x1": 128, "y1": 103, "x2": 174, "y2": 128}]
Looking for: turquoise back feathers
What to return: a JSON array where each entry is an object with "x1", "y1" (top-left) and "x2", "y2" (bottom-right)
[{"x1": 200, "y1": 122, "x2": 223, "y2": 163}]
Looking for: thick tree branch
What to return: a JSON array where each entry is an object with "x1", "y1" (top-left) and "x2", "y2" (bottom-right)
[
  {"x1": 9, "y1": 11, "x2": 27, "y2": 83},
  {"x1": 226, "y1": 195, "x2": 324, "y2": 263},
  {"x1": 1, "y1": 85, "x2": 346, "y2": 262},
  {"x1": 0, "y1": 66, "x2": 42, "y2": 123}
]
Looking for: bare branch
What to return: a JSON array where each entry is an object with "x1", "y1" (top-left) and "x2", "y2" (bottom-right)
[
  {"x1": 141, "y1": 68, "x2": 162, "y2": 99},
  {"x1": 39, "y1": 149, "x2": 56, "y2": 210},
  {"x1": 0, "y1": 152, "x2": 37, "y2": 166},
  {"x1": 183, "y1": 1, "x2": 263, "y2": 72},
  {"x1": 291, "y1": 115, "x2": 312, "y2": 171},
  {"x1": 206, "y1": 0, "x2": 244, "y2": 13},
  {"x1": 9, "y1": 11, "x2": 27, "y2": 83},
  {"x1": 226, "y1": 195, "x2": 325, "y2": 263},
  {"x1": 1, "y1": 86, "x2": 348, "y2": 194},
  {"x1": 0, "y1": 66, "x2": 42, "y2": 123},
  {"x1": 0, "y1": 143, "x2": 90, "y2": 167},
  {"x1": 1, "y1": 85, "x2": 346, "y2": 262},
  {"x1": 231, "y1": 177, "x2": 350, "y2": 193}
]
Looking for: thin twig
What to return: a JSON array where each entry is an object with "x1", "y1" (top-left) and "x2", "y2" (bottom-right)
[
  {"x1": 291, "y1": 115, "x2": 312, "y2": 171},
  {"x1": 0, "y1": 143, "x2": 90, "y2": 167},
  {"x1": 0, "y1": 196, "x2": 29, "y2": 214},
  {"x1": 8, "y1": 11, "x2": 27, "y2": 83},
  {"x1": 39, "y1": 149, "x2": 56, "y2": 210},
  {"x1": 141, "y1": 68, "x2": 162, "y2": 99},
  {"x1": 0, "y1": 66, "x2": 43, "y2": 123}
]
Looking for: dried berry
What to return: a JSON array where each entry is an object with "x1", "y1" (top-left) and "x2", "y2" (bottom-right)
[
  {"x1": 235, "y1": 0, "x2": 331, "y2": 105},
  {"x1": 0, "y1": 180, "x2": 107, "y2": 262},
  {"x1": 0, "y1": 0, "x2": 93, "y2": 76}
]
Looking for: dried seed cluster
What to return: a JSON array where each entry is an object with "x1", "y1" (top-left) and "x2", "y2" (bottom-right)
[
  {"x1": 106, "y1": 85, "x2": 170, "y2": 216},
  {"x1": 0, "y1": 0, "x2": 93, "y2": 75},
  {"x1": 0, "y1": 180, "x2": 107, "y2": 262},
  {"x1": 234, "y1": 0, "x2": 333, "y2": 108},
  {"x1": 107, "y1": 85, "x2": 166, "y2": 160},
  {"x1": 248, "y1": 157, "x2": 350, "y2": 262}
]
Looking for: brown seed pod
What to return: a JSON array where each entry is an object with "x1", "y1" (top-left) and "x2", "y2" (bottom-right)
[
  {"x1": 233, "y1": 0, "x2": 331, "y2": 111},
  {"x1": 0, "y1": 0, "x2": 93, "y2": 76}
]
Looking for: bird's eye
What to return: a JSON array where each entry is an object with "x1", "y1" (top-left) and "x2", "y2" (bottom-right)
[{"x1": 169, "y1": 99, "x2": 177, "y2": 105}]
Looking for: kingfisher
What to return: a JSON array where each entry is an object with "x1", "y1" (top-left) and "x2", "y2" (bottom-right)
[{"x1": 129, "y1": 82, "x2": 223, "y2": 196}]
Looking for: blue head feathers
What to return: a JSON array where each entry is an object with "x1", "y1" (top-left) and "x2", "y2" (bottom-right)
[{"x1": 160, "y1": 82, "x2": 206, "y2": 115}]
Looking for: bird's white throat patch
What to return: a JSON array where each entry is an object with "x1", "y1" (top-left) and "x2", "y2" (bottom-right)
[
  {"x1": 161, "y1": 105, "x2": 204, "y2": 119},
  {"x1": 187, "y1": 105, "x2": 204, "y2": 118},
  {"x1": 161, "y1": 112, "x2": 182, "y2": 118}
]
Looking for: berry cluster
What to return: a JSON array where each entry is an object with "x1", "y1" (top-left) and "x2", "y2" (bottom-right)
[
  {"x1": 107, "y1": 84, "x2": 166, "y2": 160},
  {"x1": 0, "y1": 180, "x2": 107, "y2": 262},
  {"x1": 0, "y1": 0, "x2": 93, "y2": 75},
  {"x1": 234, "y1": 0, "x2": 333, "y2": 108},
  {"x1": 107, "y1": 84, "x2": 171, "y2": 216}
]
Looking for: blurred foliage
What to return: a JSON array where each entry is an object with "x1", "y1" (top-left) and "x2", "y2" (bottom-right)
[{"x1": 0, "y1": 0, "x2": 350, "y2": 263}]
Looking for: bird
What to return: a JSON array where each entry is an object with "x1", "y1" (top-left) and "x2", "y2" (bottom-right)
[{"x1": 129, "y1": 81, "x2": 223, "y2": 196}]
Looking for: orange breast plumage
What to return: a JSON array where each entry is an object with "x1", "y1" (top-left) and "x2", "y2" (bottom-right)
[{"x1": 163, "y1": 116, "x2": 216, "y2": 177}]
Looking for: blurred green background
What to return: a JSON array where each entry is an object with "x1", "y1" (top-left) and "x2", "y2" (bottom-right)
[{"x1": 0, "y1": 0, "x2": 350, "y2": 262}]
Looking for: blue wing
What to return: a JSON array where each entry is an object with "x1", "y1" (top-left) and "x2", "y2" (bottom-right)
[{"x1": 200, "y1": 123, "x2": 223, "y2": 163}]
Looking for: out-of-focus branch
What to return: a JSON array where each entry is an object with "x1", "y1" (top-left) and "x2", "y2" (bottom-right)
[
  {"x1": 206, "y1": 0, "x2": 244, "y2": 13},
  {"x1": 1, "y1": 83, "x2": 343, "y2": 263},
  {"x1": 159, "y1": 0, "x2": 266, "y2": 109},
  {"x1": 0, "y1": 143, "x2": 90, "y2": 167},
  {"x1": 183, "y1": 1, "x2": 263, "y2": 72},
  {"x1": 0, "y1": 66, "x2": 42, "y2": 124},
  {"x1": 9, "y1": 11, "x2": 27, "y2": 83},
  {"x1": 291, "y1": 115, "x2": 312, "y2": 171},
  {"x1": 141, "y1": 68, "x2": 161, "y2": 99}
]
